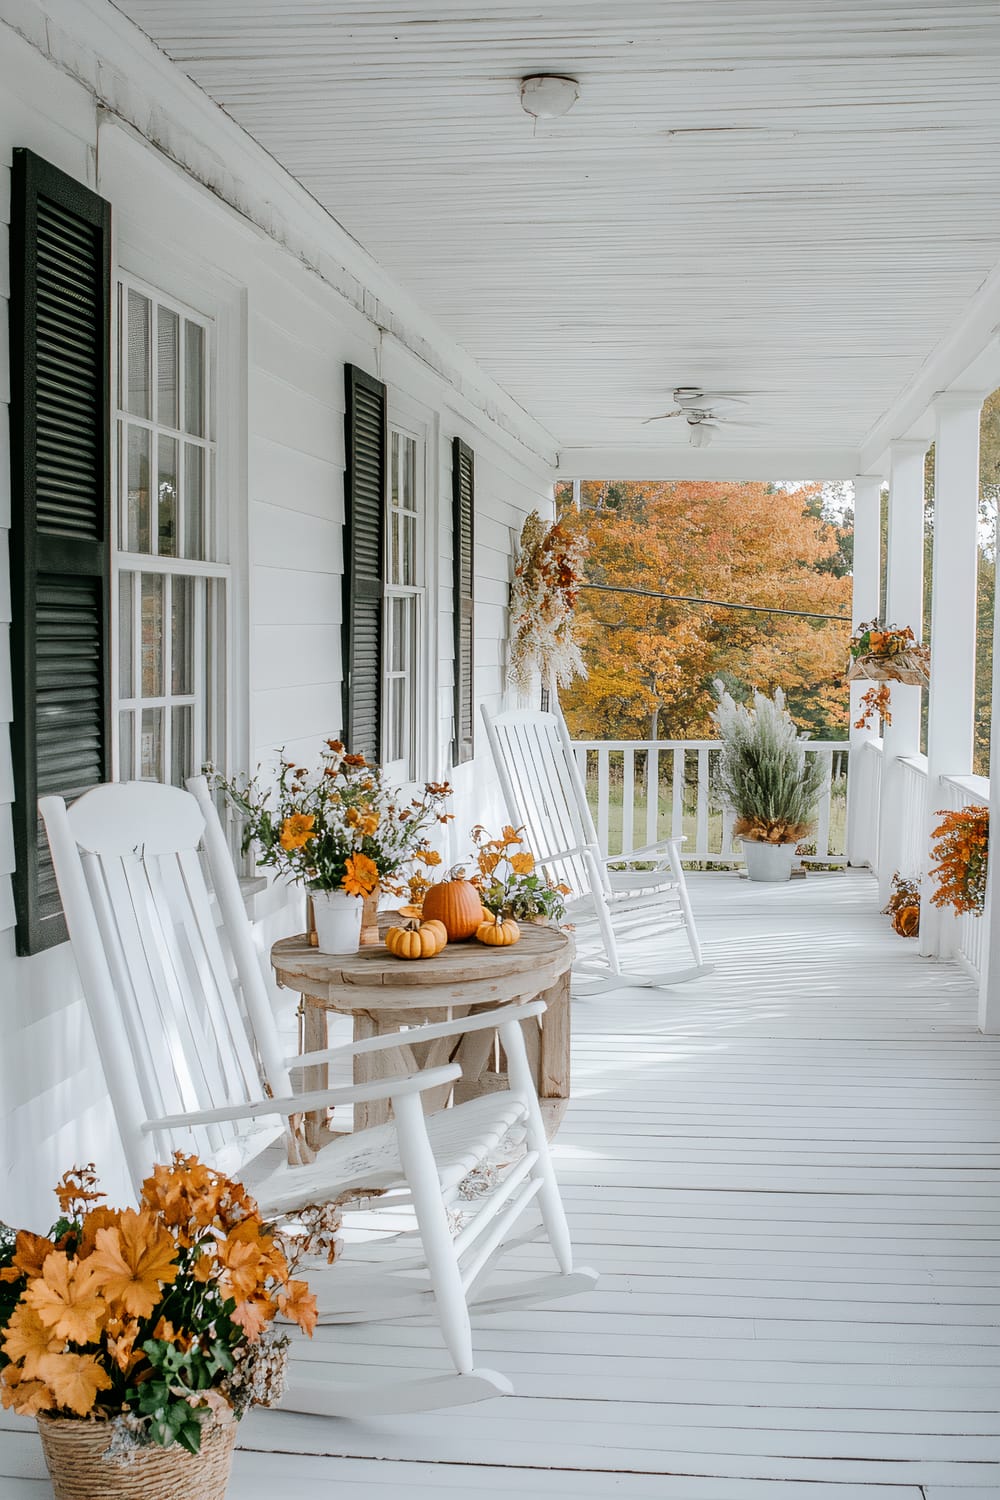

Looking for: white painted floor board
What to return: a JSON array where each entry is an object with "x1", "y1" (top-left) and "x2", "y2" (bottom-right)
[{"x1": 3, "y1": 870, "x2": 999, "y2": 1496}]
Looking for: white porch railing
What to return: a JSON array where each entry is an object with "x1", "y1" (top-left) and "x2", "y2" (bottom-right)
[
  {"x1": 896, "y1": 753, "x2": 930, "y2": 882},
  {"x1": 938, "y1": 772, "x2": 990, "y2": 978},
  {"x1": 847, "y1": 738, "x2": 883, "y2": 870},
  {"x1": 571, "y1": 739, "x2": 849, "y2": 866}
]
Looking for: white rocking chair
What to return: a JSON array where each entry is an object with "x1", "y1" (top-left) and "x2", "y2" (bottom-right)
[
  {"x1": 39, "y1": 779, "x2": 596, "y2": 1418},
  {"x1": 482, "y1": 706, "x2": 713, "y2": 993}
]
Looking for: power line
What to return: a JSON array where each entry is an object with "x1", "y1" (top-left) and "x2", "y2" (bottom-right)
[{"x1": 580, "y1": 580, "x2": 850, "y2": 624}]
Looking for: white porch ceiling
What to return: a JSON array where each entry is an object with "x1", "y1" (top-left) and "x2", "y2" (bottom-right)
[{"x1": 113, "y1": 0, "x2": 1000, "y2": 470}]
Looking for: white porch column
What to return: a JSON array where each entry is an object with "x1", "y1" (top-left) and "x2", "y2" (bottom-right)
[
  {"x1": 920, "y1": 392, "x2": 984, "y2": 958},
  {"x1": 876, "y1": 439, "x2": 928, "y2": 902},
  {"x1": 980, "y1": 567, "x2": 1000, "y2": 1030},
  {"x1": 846, "y1": 474, "x2": 883, "y2": 867}
]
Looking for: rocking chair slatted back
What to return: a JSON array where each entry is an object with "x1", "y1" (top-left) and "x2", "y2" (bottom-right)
[
  {"x1": 481, "y1": 706, "x2": 608, "y2": 900},
  {"x1": 40, "y1": 782, "x2": 290, "y2": 1193}
]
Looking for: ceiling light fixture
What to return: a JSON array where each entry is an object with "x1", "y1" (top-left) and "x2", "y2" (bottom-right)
[{"x1": 519, "y1": 75, "x2": 580, "y2": 119}]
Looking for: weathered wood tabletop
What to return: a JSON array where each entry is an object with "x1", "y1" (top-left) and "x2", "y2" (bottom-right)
[{"x1": 271, "y1": 919, "x2": 574, "y2": 1140}]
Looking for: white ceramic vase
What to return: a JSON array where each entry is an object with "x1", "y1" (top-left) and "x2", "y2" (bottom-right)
[
  {"x1": 311, "y1": 888, "x2": 363, "y2": 953},
  {"x1": 742, "y1": 838, "x2": 797, "y2": 884}
]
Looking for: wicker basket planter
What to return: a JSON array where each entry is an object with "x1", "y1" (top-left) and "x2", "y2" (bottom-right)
[
  {"x1": 37, "y1": 1414, "x2": 237, "y2": 1500},
  {"x1": 846, "y1": 650, "x2": 930, "y2": 689}
]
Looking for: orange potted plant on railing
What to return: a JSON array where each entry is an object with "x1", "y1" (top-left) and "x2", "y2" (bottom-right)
[{"x1": 929, "y1": 805, "x2": 989, "y2": 917}]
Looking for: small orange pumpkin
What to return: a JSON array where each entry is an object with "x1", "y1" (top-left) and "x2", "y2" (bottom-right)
[
  {"x1": 476, "y1": 915, "x2": 520, "y2": 947},
  {"x1": 384, "y1": 906, "x2": 448, "y2": 960},
  {"x1": 422, "y1": 870, "x2": 483, "y2": 942}
]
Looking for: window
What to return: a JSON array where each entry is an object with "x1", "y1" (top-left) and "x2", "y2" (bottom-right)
[
  {"x1": 383, "y1": 425, "x2": 423, "y2": 778},
  {"x1": 114, "y1": 279, "x2": 228, "y2": 786}
]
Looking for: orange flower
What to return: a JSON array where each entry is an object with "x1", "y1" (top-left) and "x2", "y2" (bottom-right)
[
  {"x1": 342, "y1": 753, "x2": 367, "y2": 768},
  {"x1": 477, "y1": 850, "x2": 501, "y2": 875},
  {"x1": 89, "y1": 1209, "x2": 178, "y2": 1318},
  {"x1": 2, "y1": 1304, "x2": 61, "y2": 1378},
  {"x1": 105, "y1": 1314, "x2": 142, "y2": 1373},
  {"x1": 0, "y1": 1230, "x2": 55, "y2": 1283},
  {"x1": 230, "y1": 1296, "x2": 275, "y2": 1343},
  {"x1": 280, "y1": 813, "x2": 316, "y2": 851},
  {"x1": 54, "y1": 1165, "x2": 104, "y2": 1219},
  {"x1": 510, "y1": 852, "x2": 536, "y2": 876},
  {"x1": 37, "y1": 1352, "x2": 112, "y2": 1416},
  {"x1": 26, "y1": 1254, "x2": 106, "y2": 1345},
  {"x1": 500, "y1": 825, "x2": 523, "y2": 847},
  {"x1": 278, "y1": 1279, "x2": 318, "y2": 1336},
  {"x1": 0, "y1": 1368, "x2": 55, "y2": 1417},
  {"x1": 342, "y1": 853, "x2": 378, "y2": 897},
  {"x1": 360, "y1": 813, "x2": 380, "y2": 838},
  {"x1": 417, "y1": 848, "x2": 442, "y2": 866}
]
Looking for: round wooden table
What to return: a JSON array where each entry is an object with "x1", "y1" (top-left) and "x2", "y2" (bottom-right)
[{"x1": 271, "y1": 920, "x2": 575, "y2": 1145}]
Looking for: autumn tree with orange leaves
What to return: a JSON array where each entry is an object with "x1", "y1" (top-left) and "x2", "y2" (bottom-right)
[{"x1": 557, "y1": 481, "x2": 852, "y2": 741}]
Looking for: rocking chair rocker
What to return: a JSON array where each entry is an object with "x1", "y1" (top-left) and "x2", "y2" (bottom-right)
[
  {"x1": 40, "y1": 779, "x2": 596, "y2": 1418},
  {"x1": 482, "y1": 705, "x2": 713, "y2": 993}
]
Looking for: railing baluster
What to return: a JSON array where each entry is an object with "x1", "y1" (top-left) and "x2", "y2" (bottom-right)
[
  {"x1": 696, "y1": 748, "x2": 709, "y2": 859},
  {"x1": 645, "y1": 745, "x2": 659, "y2": 849},
  {"x1": 814, "y1": 750, "x2": 833, "y2": 860},
  {"x1": 597, "y1": 746, "x2": 610, "y2": 856},
  {"x1": 621, "y1": 746, "x2": 634, "y2": 856},
  {"x1": 672, "y1": 746, "x2": 684, "y2": 846}
]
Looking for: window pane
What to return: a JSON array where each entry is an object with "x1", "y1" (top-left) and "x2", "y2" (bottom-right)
[
  {"x1": 156, "y1": 306, "x2": 179, "y2": 428},
  {"x1": 184, "y1": 444, "x2": 204, "y2": 559},
  {"x1": 390, "y1": 595, "x2": 407, "y2": 672},
  {"x1": 118, "y1": 571, "x2": 134, "y2": 699},
  {"x1": 403, "y1": 436, "x2": 416, "y2": 509},
  {"x1": 141, "y1": 573, "x2": 164, "y2": 697},
  {"x1": 157, "y1": 436, "x2": 178, "y2": 557},
  {"x1": 119, "y1": 713, "x2": 134, "y2": 781},
  {"x1": 403, "y1": 513, "x2": 416, "y2": 585},
  {"x1": 184, "y1": 321, "x2": 205, "y2": 436},
  {"x1": 172, "y1": 575, "x2": 194, "y2": 695},
  {"x1": 387, "y1": 678, "x2": 405, "y2": 764},
  {"x1": 171, "y1": 705, "x2": 193, "y2": 787},
  {"x1": 127, "y1": 425, "x2": 151, "y2": 553},
  {"x1": 140, "y1": 707, "x2": 163, "y2": 781},
  {"x1": 391, "y1": 508, "x2": 400, "y2": 586},
  {"x1": 127, "y1": 290, "x2": 151, "y2": 418}
]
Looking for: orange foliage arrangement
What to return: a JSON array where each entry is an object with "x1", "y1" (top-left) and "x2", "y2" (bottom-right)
[
  {"x1": 469, "y1": 824, "x2": 570, "y2": 924},
  {"x1": 216, "y1": 740, "x2": 451, "y2": 899},
  {"x1": 854, "y1": 683, "x2": 893, "y2": 731},
  {"x1": 882, "y1": 872, "x2": 921, "y2": 937},
  {"x1": 0, "y1": 1158, "x2": 317, "y2": 1454},
  {"x1": 929, "y1": 805, "x2": 989, "y2": 917}
]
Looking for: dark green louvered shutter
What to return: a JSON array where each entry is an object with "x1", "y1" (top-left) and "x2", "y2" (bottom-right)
[
  {"x1": 342, "y1": 365, "x2": 386, "y2": 761},
  {"x1": 9, "y1": 150, "x2": 112, "y2": 956},
  {"x1": 452, "y1": 438, "x2": 475, "y2": 765}
]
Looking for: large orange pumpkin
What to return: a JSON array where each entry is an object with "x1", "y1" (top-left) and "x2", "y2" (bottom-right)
[{"x1": 422, "y1": 873, "x2": 482, "y2": 941}]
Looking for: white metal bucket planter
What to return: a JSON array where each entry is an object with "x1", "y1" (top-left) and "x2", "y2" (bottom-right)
[
  {"x1": 742, "y1": 838, "x2": 797, "y2": 883},
  {"x1": 311, "y1": 888, "x2": 364, "y2": 953}
]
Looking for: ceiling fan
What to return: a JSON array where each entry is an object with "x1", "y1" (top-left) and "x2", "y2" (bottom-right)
[{"x1": 642, "y1": 387, "x2": 759, "y2": 446}]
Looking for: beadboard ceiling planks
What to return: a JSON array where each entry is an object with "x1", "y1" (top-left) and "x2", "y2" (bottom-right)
[{"x1": 114, "y1": 1, "x2": 1000, "y2": 460}]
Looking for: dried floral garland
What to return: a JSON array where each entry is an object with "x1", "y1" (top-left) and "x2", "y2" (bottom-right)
[
  {"x1": 508, "y1": 511, "x2": 587, "y2": 695},
  {"x1": 929, "y1": 805, "x2": 989, "y2": 917},
  {"x1": 882, "y1": 872, "x2": 920, "y2": 937},
  {"x1": 854, "y1": 683, "x2": 893, "y2": 731}
]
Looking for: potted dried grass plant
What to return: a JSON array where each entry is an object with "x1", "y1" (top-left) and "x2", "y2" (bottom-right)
[{"x1": 712, "y1": 683, "x2": 825, "y2": 883}]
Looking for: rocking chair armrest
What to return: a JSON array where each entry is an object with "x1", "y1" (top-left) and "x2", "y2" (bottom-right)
[
  {"x1": 142, "y1": 1064, "x2": 462, "y2": 1133},
  {"x1": 287, "y1": 999, "x2": 547, "y2": 1072},
  {"x1": 601, "y1": 834, "x2": 686, "y2": 865}
]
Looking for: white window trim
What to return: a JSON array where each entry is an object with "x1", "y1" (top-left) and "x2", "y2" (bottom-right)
[
  {"x1": 385, "y1": 393, "x2": 440, "y2": 784},
  {"x1": 110, "y1": 263, "x2": 245, "y2": 788}
]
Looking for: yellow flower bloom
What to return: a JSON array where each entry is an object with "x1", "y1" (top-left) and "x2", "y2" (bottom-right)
[
  {"x1": 342, "y1": 853, "x2": 378, "y2": 897},
  {"x1": 280, "y1": 813, "x2": 316, "y2": 851},
  {"x1": 2, "y1": 1304, "x2": 60, "y2": 1379},
  {"x1": 510, "y1": 852, "x2": 536, "y2": 875}
]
